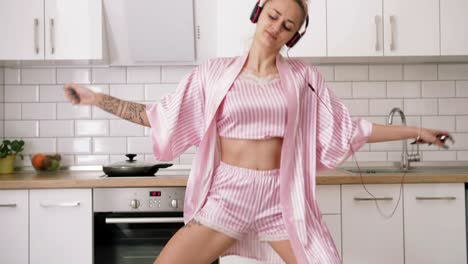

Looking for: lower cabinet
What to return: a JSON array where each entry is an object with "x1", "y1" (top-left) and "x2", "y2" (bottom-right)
[{"x1": 0, "y1": 190, "x2": 29, "y2": 264}]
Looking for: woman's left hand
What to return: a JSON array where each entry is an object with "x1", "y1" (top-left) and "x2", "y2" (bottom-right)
[{"x1": 413, "y1": 128, "x2": 454, "y2": 149}]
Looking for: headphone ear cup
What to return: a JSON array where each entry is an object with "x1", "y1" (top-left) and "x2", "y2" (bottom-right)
[
  {"x1": 250, "y1": 2, "x2": 263, "y2": 23},
  {"x1": 286, "y1": 32, "x2": 302, "y2": 48}
]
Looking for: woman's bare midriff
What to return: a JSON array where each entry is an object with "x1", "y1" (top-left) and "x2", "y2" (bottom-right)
[{"x1": 219, "y1": 137, "x2": 283, "y2": 170}]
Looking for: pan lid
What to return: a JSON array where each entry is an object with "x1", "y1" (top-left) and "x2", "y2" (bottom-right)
[{"x1": 106, "y1": 154, "x2": 151, "y2": 168}]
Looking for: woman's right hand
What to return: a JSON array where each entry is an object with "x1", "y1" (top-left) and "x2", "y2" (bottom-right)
[{"x1": 63, "y1": 82, "x2": 98, "y2": 105}]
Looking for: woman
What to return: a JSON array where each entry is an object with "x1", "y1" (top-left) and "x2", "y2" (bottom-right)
[{"x1": 64, "y1": 0, "x2": 451, "y2": 263}]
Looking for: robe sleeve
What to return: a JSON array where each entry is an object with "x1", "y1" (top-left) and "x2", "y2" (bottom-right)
[
  {"x1": 310, "y1": 68, "x2": 373, "y2": 170},
  {"x1": 145, "y1": 65, "x2": 206, "y2": 161}
]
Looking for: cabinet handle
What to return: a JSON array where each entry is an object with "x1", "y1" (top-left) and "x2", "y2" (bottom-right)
[
  {"x1": 416, "y1": 196, "x2": 456, "y2": 201},
  {"x1": 34, "y1": 18, "x2": 39, "y2": 54},
  {"x1": 354, "y1": 197, "x2": 393, "y2": 201},
  {"x1": 40, "y1": 201, "x2": 81, "y2": 208},
  {"x1": 389, "y1": 15, "x2": 395, "y2": 51},
  {"x1": 0, "y1": 203, "x2": 17, "y2": 208},
  {"x1": 374, "y1": 15, "x2": 380, "y2": 51},
  {"x1": 105, "y1": 217, "x2": 185, "y2": 224},
  {"x1": 50, "y1": 18, "x2": 55, "y2": 54}
]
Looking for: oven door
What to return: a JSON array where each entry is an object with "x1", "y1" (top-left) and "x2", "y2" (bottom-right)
[{"x1": 94, "y1": 212, "x2": 186, "y2": 264}]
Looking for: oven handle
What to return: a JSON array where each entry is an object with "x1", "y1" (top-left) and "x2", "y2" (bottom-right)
[{"x1": 105, "y1": 217, "x2": 185, "y2": 224}]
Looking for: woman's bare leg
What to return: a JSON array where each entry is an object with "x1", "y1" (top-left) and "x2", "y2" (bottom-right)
[
  {"x1": 154, "y1": 219, "x2": 237, "y2": 264},
  {"x1": 268, "y1": 240, "x2": 297, "y2": 264}
]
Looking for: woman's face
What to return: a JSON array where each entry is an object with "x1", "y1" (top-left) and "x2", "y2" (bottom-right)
[{"x1": 254, "y1": 0, "x2": 305, "y2": 51}]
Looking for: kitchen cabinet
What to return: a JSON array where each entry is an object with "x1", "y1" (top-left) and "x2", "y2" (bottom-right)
[
  {"x1": 404, "y1": 183, "x2": 466, "y2": 264},
  {"x1": 0, "y1": 190, "x2": 29, "y2": 264},
  {"x1": 327, "y1": 0, "x2": 439, "y2": 57},
  {"x1": 194, "y1": 0, "x2": 218, "y2": 63},
  {"x1": 440, "y1": 0, "x2": 468, "y2": 55},
  {"x1": 30, "y1": 189, "x2": 92, "y2": 264},
  {"x1": 0, "y1": 0, "x2": 102, "y2": 60},
  {"x1": 342, "y1": 184, "x2": 404, "y2": 264}
]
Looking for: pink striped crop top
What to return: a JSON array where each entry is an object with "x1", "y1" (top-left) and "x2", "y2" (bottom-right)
[{"x1": 216, "y1": 71, "x2": 287, "y2": 139}]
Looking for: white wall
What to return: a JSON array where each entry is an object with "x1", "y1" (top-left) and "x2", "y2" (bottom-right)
[
  {"x1": 3, "y1": 62, "x2": 468, "y2": 167},
  {"x1": 0, "y1": 67, "x2": 4, "y2": 138}
]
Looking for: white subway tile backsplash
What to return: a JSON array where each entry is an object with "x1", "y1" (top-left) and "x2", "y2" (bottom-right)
[
  {"x1": 456, "y1": 116, "x2": 468, "y2": 132},
  {"x1": 386, "y1": 81, "x2": 421, "y2": 98},
  {"x1": 127, "y1": 137, "x2": 153, "y2": 153},
  {"x1": 179, "y1": 153, "x2": 195, "y2": 164},
  {"x1": 22, "y1": 103, "x2": 56, "y2": 120},
  {"x1": 127, "y1": 67, "x2": 161, "y2": 83},
  {"x1": 328, "y1": 82, "x2": 352, "y2": 98},
  {"x1": 92, "y1": 67, "x2": 126, "y2": 84},
  {"x1": 342, "y1": 99, "x2": 369, "y2": 116},
  {"x1": 58, "y1": 138, "x2": 91, "y2": 154},
  {"x1": 145, "y1": 84, "x2": 177, "y2": 101},
  {"x1": 369, "y1": 65, "x2": 403, "y2": 80},
  {"x1": 351, "y1": 152, "x2": 388, "y2": 162},
  {"x1": 422, "y1": 81, "x2": 455, "y2": 97},
  {"x1": 335, "y1": 65, "x2": 368, "y2": 81},
  {"x1": 438, "y1": 64, "x2": 468, "y2": 80},
  {"x1": 404, "y1": 99, "x2": 438, "y2": 115},
  {"x1": 451, "y1": 133, "x2": 468, "y2": 150},
  {"x1": 75, "y1": 155, "x2": 109, "y2": 165},
  {"x1": 110, "y1": 84, "x2": 144, "y2": 101},
  {"x1": 369, "y1": 99, "x2": 403, "y2": 116},
  {"x1": 56, "y1": 68, "x2": 90, "y2": 84},
  {"x1": 5, "y1": 103, "x2": 21, "y2": 120},
  {"x1": 0, "y1": 85, "x2": 3, "y2": 101},
  {"x1": 40, "y1": 85, "x2": 68, "y2": 102},
  {"x1": 439, "y1": 99, "x2": 468, "y2": 115},
  {"x1": 57, "y1": 103, "x2": 91, "y2": 119},
  {"x1": 352, "y1": 82, "x2": 386, "y2": 98},
  {"x1": 422, "y1": 116, "x2": 456, "y2": 132},
  {"x1": 22, "y1": 138, "x2": 56, "y2": 154},
  {"x1": 161, "y1": 66, "x2": 194, "y2": 83},
  {"x1": 110, "y1": 120, "x2": 144, "y2": 136},
  {"x1": 422, "y1": 151, "x2": 457, "y2": 161},
  {"x1": 21, "y1": 68, "x2": 56, "y2": 84},
  {"x1": 40, "y1": 120, "x2": 74, "y2": 137},
  {"x1": 370, "y1": 141, "x2": 402, "y2": 151},
  {"x1": 456, "y1": 81, "x2": 468, "y2": 97},
  {"x1": 458, "y1": 151, "x2": 468, "y2": 161},
  {"x1": 5, "y1": 121, "x2": 38, "y2": 137},
  {"x1": 88, "y1": 84, "x2": 110, "y2": 94},
  {"x1": 5, "y1": 85, "x2": 39, "y2": 102},
  {"x1": 0, "y1": 68, "x2": 4, "y2": 83},
  {"x1": 315, "y1": 65, "x2": 334, "y2": 81},
  {"x1": 4, "y1": 68, "x2": 20, "y2": 84},
  {"x1": 145, "y1": 154, "x2": 178, "y2": 165},
  {"x1": 404, "y1": 64, "x2": 437, "y2": 80},
  {"x1": 93, "y1": 137, "x2": 126, "y2": 154},
  {"x1": 75, "y1": 120, "x2": 109, "y2": 136}
]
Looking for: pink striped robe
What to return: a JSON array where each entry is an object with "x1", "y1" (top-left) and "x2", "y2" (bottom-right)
[{"x1": 146, "y1": 52, "x2": 372, "y2": 263}]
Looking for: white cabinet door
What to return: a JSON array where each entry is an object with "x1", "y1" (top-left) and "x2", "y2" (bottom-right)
[
  {"x1": 44, "y1": 0, "x2": 102, "y2": 60},
  {"x1": 30, "y1": 189, "x2": 92, "y2": 264},
  {"x1": 0, "y1": 190, "x2": 29, "y2": 264},
  {"x1": 404, "y1": 183, "x2": 467, "y2": 264},
  {"x1": 342, "y1": 184, "x2": 404, "y2": 264},
  {"x1": 218, "y1": 0, "x2": 256, "y2": 57},
  {"x1": 327, "y1": 0, "x2": 383, "y2": 57},
  {"x1": 383, "y1": 0, "x2": 439, "y2": 56},
  {"x1": 285, "y1": 0, "x2": 327, "y2": 57},
  {"x1": 0, "y1": 0, "x2": 44, "y2": 60},
  {"x1": 440, "y1": 0, "x2": 468, "y2": 55},
  {"x1": 194, "y1": 0, "x2": 218, "y2": 63}
]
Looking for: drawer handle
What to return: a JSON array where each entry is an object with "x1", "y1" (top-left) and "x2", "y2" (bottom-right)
[
  {"x1": 50, "y1": 18, "x2": 55, "y2": 54},
  {"x1": 416, "y1": 196, "x2": 456, "y2": 201},
  {"x1": 40, "y1": 201, "x2": 81, "y2": 208},
  {"x1": 374, "y1": 15, "x2": 380, "y2": 51},
  {"x1": 389, "y1": 15, "x2": 395, "y2": 51},
  {"x1": 34, "y1": 18, "x2": 39, "y2": 54},
  {"x1": 354, "y1": 197, "x2": 393, "y2": 201},
  {"x1": 105, "y1": 217, "x2": 185, "y2": 224},
  {"x1": 0, "y1": 203, "x2": 17, "y2": 208}
]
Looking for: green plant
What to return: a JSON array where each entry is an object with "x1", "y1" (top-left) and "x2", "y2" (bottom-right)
[{"x1": 0, "y1": 139, "x2": 25, "y2": 160}]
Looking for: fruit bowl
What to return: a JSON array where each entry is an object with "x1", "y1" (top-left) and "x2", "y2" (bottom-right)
[{"x1": 30, "y1": 153, "x2": 61, "y2": 173}]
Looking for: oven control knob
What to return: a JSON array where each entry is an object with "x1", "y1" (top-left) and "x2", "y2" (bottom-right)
[
  {"x1": 131, "y1": 199, "x2": 140, "y2": 209},
  {"x1": 171, "y1": 199, "x2": 178, "y2": 208}
]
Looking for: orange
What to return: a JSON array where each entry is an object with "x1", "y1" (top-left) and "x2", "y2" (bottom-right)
[{"x1": 31, "y1": 153, "x2": 45, "y2": 169}]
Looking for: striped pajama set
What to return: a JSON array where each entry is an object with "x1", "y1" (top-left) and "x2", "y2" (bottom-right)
[{"x1": 146, "y1": 53, "x2": 373, "y2": 263}]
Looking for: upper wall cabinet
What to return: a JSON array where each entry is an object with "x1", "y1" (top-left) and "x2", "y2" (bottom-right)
[
  {"x1": 440, "y1": 0, "x2": 468, "y2": 55},
  {"x1": 327, "y1": 0, "x2": 439, "y2": 57},
  {"x1": 218, "y1": 0, "x2": 326, "y2": 57},
  {"x1": 0, "y1": 0, "x2": 102, "y2": 60}
]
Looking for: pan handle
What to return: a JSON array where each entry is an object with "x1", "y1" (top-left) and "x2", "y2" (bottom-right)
[{"x1": 147, "y1": 163, "x2": 173, "y2": 175}]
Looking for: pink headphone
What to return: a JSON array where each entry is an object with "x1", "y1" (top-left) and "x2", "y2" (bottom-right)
[{"x1": 250, "y1": 0, "x2": 309, "y2": 48}]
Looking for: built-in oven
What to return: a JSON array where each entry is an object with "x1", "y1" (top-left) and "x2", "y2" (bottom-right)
[{"x1": 93, "y1": 187, "x2": 219, "y2": 264}]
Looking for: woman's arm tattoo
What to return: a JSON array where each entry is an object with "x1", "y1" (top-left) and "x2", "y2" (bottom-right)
[{"x1": 96, "y1": 93, "x2": 151, "y2": 127}]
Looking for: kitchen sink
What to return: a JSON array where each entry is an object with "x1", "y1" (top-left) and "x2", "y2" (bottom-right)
[{"x1": 341, "y1": 162, "x2": 468, "y2": 174}]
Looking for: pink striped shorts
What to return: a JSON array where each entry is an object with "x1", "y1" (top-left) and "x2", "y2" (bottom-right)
[{"x1": 193, "y1": 160, "x2": 289, "y2": 241}]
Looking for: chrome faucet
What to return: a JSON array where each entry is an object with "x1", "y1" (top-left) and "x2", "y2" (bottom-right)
[{"x1": 387, "y1": 107, "x2": 420, "y2": 170}]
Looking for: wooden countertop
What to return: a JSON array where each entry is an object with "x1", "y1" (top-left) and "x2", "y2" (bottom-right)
[{"x1": 1, "y1": 165, "x2": 468, "y2": 189}]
